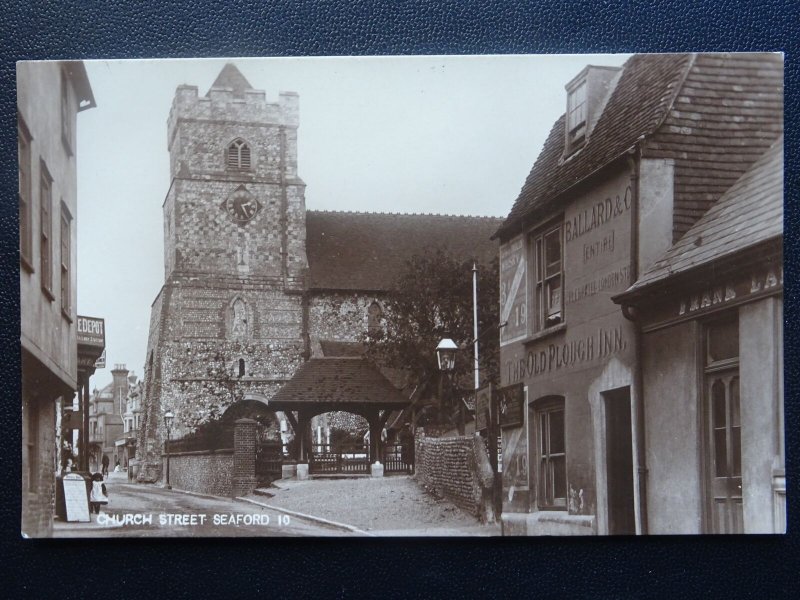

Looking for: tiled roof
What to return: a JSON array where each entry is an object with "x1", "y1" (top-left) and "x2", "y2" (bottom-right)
[
  {"x1": 268, "y1": 358, "x2": 410, "y2": 407},
  {"x1": 620, "y1": 137, "x2": 783, "y2": 296},
  {"x1": 497, "y1": 53, "x2": 783, "y2": 240},
  {"x1": 306, "y1": 211, "x2": 502, "y2": 291},
  {"x1": 319, "y1": 340, "x2": 365, "y2": 357},
  {"x1": 208, "y1": 63, "x2": 253, "y2": 98},
  {"x1": 496, "y1": 54, "x2": 691, "y2": 238}
]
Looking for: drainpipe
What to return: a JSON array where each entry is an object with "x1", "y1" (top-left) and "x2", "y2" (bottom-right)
[{"x1": 624, "y1": 147, "x2": 648, "y2": 535}]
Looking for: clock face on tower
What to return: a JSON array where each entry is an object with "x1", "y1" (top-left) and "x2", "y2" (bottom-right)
[{"x1": 222, "y1": 186, "x2": 261, "y2": 224}]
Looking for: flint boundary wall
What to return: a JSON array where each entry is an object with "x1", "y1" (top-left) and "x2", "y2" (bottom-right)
[
  {"x1": 163, "y1": 449, "x2": 234, "y2": 497},
  {"x1": 414, "y1": 432, "x2": 493, "y2": 519}
]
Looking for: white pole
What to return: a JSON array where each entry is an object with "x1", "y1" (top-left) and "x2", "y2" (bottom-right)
[{"x1": 472, "y1": 262, "x2": 480, "y2": 391}]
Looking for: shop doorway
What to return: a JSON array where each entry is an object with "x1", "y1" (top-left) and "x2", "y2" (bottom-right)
[{"x1": 603, "y1": 387, "x2": 635, "y2": 535}]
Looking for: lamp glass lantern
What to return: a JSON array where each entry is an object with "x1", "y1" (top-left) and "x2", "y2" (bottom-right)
[
  {"x1": 164, "y1": 410, "x2": 175, "y2": 430},
  {"x1": 436, "y1": 338, "x2": 458, "y2": 372}
]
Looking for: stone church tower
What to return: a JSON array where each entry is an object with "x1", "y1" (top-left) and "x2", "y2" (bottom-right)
[{"x1": 137, "y1": 64, "x2": 308, "y2": 479}]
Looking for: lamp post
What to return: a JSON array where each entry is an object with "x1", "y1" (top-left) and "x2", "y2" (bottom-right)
[
  {"x1": 163, "y1": 410, "x2": 174, "y2": 490},
  {"x1": 436, "y1": 338, "x2": 458, "y2": 432}
]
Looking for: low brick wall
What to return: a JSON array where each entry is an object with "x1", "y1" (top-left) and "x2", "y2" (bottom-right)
[
  {"x1": 414, "y1": 432, "x2": 493, "y2": 518},
  {"x1": 164, "y1": 449, "x2": 234, "y2": 497}
]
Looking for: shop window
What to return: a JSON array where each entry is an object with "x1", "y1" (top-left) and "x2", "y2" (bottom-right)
[
  {"x1": 566, "y1": 80, "x2": 587, "y2": 152},
  {"x1": 227, "y1": 138, "x2": 251, "y2": 170},
  {"x1": 26, "y1": 405, "x2": 39, "y2": 492},
  {"x1": 60, "y1": 202, "x2": 72, "y2": 319},
  {"x1": 530, "y1": 223, "x2": 563, "y2": 332},
  {"x1": 18, "y1": 115, "x2": 33, "y2": 269},
  {"x1": 39, "y1": 161, "x2": 54, "y2": 300},
  {"x1": 533, "y1": 396, "x2": 566, "y2": 509}
]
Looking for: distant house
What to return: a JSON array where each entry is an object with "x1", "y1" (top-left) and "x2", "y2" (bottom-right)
[
  {"x1": 494, "y1": 53, "x2": 782, "y2": 535},
  {"x1": 19, "y1": 61, "x2": 96, "y2": 537}
]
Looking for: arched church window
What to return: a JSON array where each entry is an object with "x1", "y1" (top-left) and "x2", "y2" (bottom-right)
[
  {"x1": 368, "y1": 301, "x2": 384, "y2": 336},
  {"x1": 227, "y1": 139, "x2": 251, "y2": 170},
  {"x1": 238, "y1": 358, "x2": 246, "y2": 377}
]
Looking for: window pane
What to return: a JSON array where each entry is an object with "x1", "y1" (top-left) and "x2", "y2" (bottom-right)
[
  {"x1": 731, "y1": 426, "x2": 741, "y2": 477},
  {"x1": 712, "y1": 380, "x2": 726, "y2": 429},
  {"x1": 548, "y1": 409, "x2": 564, "y2": 454},
  {"x1": 553, "y1": 456, "x2": 566, "y2": 500},
  {"x1": 545, "y1": 230, "x2": 561, "y2": 275},
  {"x1": 546, "y1": 277, "x2": 562, "y2": 320},
  {"x1": 540, "y1": 416, "x2": 547, "y2": 454},
  {"x1": 730, "y1": 377, "x2": 740, "y2": 428},
  {"x1": 708, "y1": 318, "x2": 739, "y2": 362},
  {"x1": 714, "y1": 428, "x2": 728, "y2": 477}
]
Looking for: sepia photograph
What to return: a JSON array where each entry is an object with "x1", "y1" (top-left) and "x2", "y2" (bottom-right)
[{"x1": 18, "y1": 52, "x2": 784, "y2": 538}]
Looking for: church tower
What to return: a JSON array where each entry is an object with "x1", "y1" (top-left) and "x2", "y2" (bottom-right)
[{"x1": 137, "y1": 64, "x2": 308, "y2": 480}]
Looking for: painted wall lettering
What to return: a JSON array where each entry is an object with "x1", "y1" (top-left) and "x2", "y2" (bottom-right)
[
  {"x1": 499, "y1": 235, "x2": 528, "y2": 345},
  {"x1": 566, "y1": 265, "x2": 630, "y2": 305},
  {"x1": 505, "y1": 326, "x2": 627, "y2": 383},
  {"x1": 564, "y1": 186, "x2": 631, "y2": 244},
  {"x1": 677, "y1": 267, "x2": 783, "y2": 317}
]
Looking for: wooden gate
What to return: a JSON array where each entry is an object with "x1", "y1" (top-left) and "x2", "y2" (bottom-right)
[
  {"x1": 309, "y1": 443, "x2": 371, "y2": 475},
  {"x1": 255, "y1": 439, "x2": 284, "y2": 486},
  {"x1": 383, "y1": 442, "x2": 414, "y2": 474}
]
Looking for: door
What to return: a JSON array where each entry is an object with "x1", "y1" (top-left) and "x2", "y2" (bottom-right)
[
  {"x1": 604, "y1": 387, "x2": 635, "y2": 535},
  {"x1": 707, "y1": 372, "x2": 743, "y2": 533}
]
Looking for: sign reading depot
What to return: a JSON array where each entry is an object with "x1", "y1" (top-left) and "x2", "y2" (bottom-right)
[{"x1": 77, "y1": 315, "x2": 105, "y2": 347}]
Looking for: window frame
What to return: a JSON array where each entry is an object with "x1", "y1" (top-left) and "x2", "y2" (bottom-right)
[
  {"x1": 60, "y1": 200, "x2": 73, "y2": 320},
  {"x1": 39, "y1": 160, "x2": 54, "y2": 300},
  {"x1": 566, "y1": 79, "x2": 587, "y2": 151},
  {"x1": 19, "y1": 115, "x2": 33, "y2": 270},
  {"x1": 226, "y1": 138, "x2": 252, "y2": 171},
  {"x1": 529, "y1": 221, "x2": 564, "y2": 334},
  {"x1": 61, "y1": 67, "x2": 74, "y2": 156},
  {"x1": 533, "y1": 396, "x2": 567, "y2": 510}
]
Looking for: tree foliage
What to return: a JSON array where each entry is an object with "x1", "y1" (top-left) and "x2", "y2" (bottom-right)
[{"x1": 365, "y1": 246, "x2": 500, "y2": 395}]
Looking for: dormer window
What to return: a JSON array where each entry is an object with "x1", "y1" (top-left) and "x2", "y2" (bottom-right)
[
  {"x1": 227, "y1": 139, "x2": 251, "y2": 170},
  {"x1": 566, "y1": 80, "x2": 587, "y2": 151}
]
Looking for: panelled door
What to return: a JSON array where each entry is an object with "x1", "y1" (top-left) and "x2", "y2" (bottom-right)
[
  {"x1": 704, "y1": 315, "x2": 743, "y2": 534},
  {"x1": 706, "y1": 370, "x2": 743, "y2": 533}
]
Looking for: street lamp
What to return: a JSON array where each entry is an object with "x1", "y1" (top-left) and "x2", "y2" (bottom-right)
[
  {"x1": 164, "y1": 410, "x2": 174, "y2": 490},
  {"x1": 436, "y1": 338, "x2": 458, "y2": 372}
]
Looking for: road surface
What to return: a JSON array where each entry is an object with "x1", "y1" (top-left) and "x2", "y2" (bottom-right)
[{"x1": 53, "y1": 473, "x2": 342, "y2": 538}]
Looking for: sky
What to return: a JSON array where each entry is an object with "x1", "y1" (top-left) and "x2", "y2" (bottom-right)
[{"x1": 75, "y1": 54, "x2": 631, "y2": 388}]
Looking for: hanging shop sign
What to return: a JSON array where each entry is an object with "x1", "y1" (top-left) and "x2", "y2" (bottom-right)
[{"x1": 497, "y1": 383, "x2": 524, "y2": 429}]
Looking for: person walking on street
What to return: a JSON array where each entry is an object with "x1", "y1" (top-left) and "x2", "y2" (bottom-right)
[{"x1": 101, "y1": 454, "x2": 109, "y2": 478}]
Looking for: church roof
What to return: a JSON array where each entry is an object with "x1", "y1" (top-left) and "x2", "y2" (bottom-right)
[
  {"x1": 267, "y1": 358, "x2": 410, "y2": 408},
  {"x1": 208, "y1": 63, "x2": 253, "y2": 98},
  {"x1": 616, "y1": 137, "x2": 783, "y2": 301},
  {"x1": 306, "y1": 211, "x2": 503, "y2": 291}
]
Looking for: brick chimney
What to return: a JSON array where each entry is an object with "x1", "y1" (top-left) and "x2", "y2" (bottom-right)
[{"x1": 111, "y1": 364, "x2": 130, "y2": 416}]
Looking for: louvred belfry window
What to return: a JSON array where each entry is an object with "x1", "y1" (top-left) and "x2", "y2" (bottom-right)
[{"x1": 227, "y1": 139, "x2": 251, "y2": 170}]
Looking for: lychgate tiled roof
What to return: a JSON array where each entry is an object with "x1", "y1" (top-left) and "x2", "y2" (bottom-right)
[
  {"x1": 319, "y1": 340, "x2": 365, "y2": 357},
  {"x1": 619, "y1": 137, "x2": 783, "y2": 297},
  {"x1": 496, "y1": 54, "x2": 692, "y2": 238},
  {"x1": 306, "y1": 211, "x2": 503, "y2": 291},
  {"x1": 268, "y1": 358, "x2": 410, "y2": 407}
]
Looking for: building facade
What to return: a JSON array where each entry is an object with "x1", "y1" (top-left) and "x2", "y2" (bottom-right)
[
  {"x1": 494, "y1": 53, "x2": 782, "y2": 535},
  {"x1": 19, "y1": 61, "x2": 96, "y2": 537},
  {"x1": 138, "y1": 64, "x2": 501, "y2": 481},
  {"x1": 615, "y1": 139, "x2": 784, "y2": 534}
]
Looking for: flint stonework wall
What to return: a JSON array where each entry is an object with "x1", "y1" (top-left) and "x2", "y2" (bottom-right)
[
  {"x1": 414, "y1": 434, "x2": 484, "y2": 517},
  {"x1": 165, "y1": 449, "x2": 234, "y2": 497}
]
